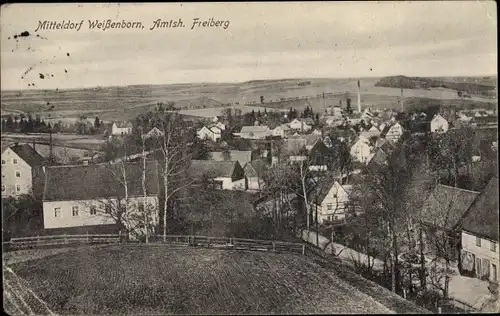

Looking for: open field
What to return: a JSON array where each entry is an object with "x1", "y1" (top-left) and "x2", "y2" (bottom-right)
[
  {"x1": 6, "y1": 245, "x2": 429, "y2": 314},
  {"x1": 1, "y1": 76, "x2": 496, "y2": 122},
  {"x1": 1, "y1": 133, "x2": 105, "y2": 152}
]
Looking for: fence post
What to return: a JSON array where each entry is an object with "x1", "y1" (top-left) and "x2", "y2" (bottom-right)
[
  {"x1": 302, "y1": 244, "x2": 305, "y2": 255},
  {"x1": 273, "y1": 242, "x2": 276, "y2": 252},
  {"x1": 403, "y1": 289, "x2": 407, "y2": 299},
  {"x1": 438, "y1": 307, "x2": 442, "y2": 314}
]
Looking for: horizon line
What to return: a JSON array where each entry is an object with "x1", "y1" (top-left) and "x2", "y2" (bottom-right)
[{"x1": 1, "y1": 73, "x2": 497, "y2": 93}]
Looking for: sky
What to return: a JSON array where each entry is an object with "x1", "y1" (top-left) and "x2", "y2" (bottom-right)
[{"x1": 0, "y1": 2, "x2": 497, "y2": 90}]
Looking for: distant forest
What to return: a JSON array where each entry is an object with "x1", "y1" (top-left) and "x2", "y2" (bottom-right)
[{"x1": 375, "y1": 75, "x2": 496, "y2": 98}]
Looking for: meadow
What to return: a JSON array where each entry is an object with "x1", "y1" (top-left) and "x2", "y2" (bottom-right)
[
  {"x1": 8, "y1": 244, "x2": 429, "y2": 314},
  {"x1": 1, "y1": 76, "x2": 496, "y2": 123}
]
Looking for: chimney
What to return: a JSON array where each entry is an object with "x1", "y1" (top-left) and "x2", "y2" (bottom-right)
[
  {"x1": 357, "y1": 80, "x2": 361, "y2": 113},
  {"x1": 400, "y1": 87, "x2": 404, "y2": 112}
]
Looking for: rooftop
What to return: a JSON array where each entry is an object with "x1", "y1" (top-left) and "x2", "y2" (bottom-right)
[
  {"x1": 187, "y1": 160, "x2": 240, "y2": 178},
  {"x1": 43, "y1": 160, "x2": 159, "y2": 201},
  {"x1": 4, "y1": 143, "x2": 46, "y2": 167},
  {"x1": 462, "y1": 178, "x2": 499, "y2": 241},
  {"x1": 421, "y1": 184, "x2": 480, "y2": 230}
]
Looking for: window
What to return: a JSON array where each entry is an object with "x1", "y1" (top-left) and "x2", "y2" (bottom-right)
[
  {"x1": 90, "y1": 206, "x2": 97, "y2": 215},
  {"x1": 105, "y1": 205, "x2": 112, "y2": 213},
  {"x1": 15, "y1": 171, "x2": 21, "y2": 178},
  {"x1": 138, "y1": 203, "x2": 145, "y2": 212},
  {"x1": 12, "y1": 159, "x2": 17, "y2": 165},
  {"x1": 334, "y1": 215, "x2": 338, "y2": 220},
  {"x1": 1, "y1": 185, "x2": 5, "y2": 192},
  {"x1": 54, "y1": 208, "x2": 61, "y2": 218},
  {"x1": 333, "y1": 194, "x2": 337, "y2": 199},
  {"x1": 476, "y1": 237, "x2": 482, "y2": 247},
  {"x1": 72, "y1": 206, "x2": 79, "y2": 216},
  {"x1": 16, "y1": 185, "x2": 21, "y2": 192},
  {"x1": 491, "y1": 241, "x2": 497, "y2": 252},
  {"x1": 1, "y1": 160, "x2": 5, "y2": 165},
  {"x1": 327, "y1": 203, "x2": 333, "y2": 211}
]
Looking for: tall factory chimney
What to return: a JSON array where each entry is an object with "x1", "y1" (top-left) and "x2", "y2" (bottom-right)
[
  {"x1": 357, "y1": 80, "x2": 361, "y2": 113},
  {"x1": 400, "y1": 87, "x2": 404, "y2": 112}
]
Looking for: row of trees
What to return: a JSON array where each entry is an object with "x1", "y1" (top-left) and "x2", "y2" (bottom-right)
[{"x1": 1, "y1": 114, "x2": 106, "y2": 135}]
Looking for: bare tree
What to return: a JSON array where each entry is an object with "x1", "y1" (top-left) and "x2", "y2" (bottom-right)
[{"x1": 156, "y1": 113, "x2": 199, "y2": 241}]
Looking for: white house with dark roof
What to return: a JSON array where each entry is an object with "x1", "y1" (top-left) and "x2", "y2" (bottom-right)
[
  {"x1": 460, "y1": 178, "x2": 499, "y2": 282},
  {"x1": 430, "y1": 114, "x2": 449, "y2": 133},
  {"x1": 197, "y1": 126, "x2": 221, "y2": 142},
  {"x1": 1, "y1": 143, "x2": 46, "y2": 198},
  {"x1": 244, "y1": 159, "x2": 268, "y2": 191},
  {"x1": 111, "y1": 121, "x2": 133, "y2": 136},
  {"x1": 308, "y1": 180, "x2": 354, "y2": 224},
  {"x1": 187, "y1": 160, "x2": 246, "y2": 190},
  {"x1": 42, "y1": 161, "x2": 160, "y2": 236},
  {"x1": 289, "y1": 118, "x2": 312, "y2": 132}
]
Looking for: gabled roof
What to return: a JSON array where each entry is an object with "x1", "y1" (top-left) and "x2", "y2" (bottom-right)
[
  {"x1": 420, "y1": 185, "x2": 480, "y2": 230},
  {"x1": 145, "y1": 127, "x2": 164, "y2": 138},
  {"x1": 43, "y1": 160, "x2": 159, "y2": 201},
  {"x1": 6, "y1": 144, "x2": 46, "y2": 167},
  {"x1": 284, "y1": 134, "x2": 321, "y2": 155},
  {"x1": 244, "y1": 159, "x2": 268, "y2": 177},
  {"x1": 240, "y1": 126, "x2": 270, "y2": 133},
  {"x1": 187, "y1": 160, "x2": 240, "y2": 178},
  {"x1": 462, "y1": 178, "x2": 499, "y2": 241},
  {"x1": 209, "y1": 150, "x2": 252, "y2": 166},
  {"x1": 308, "y1": 179, "x2": 350, "y2": 204}
]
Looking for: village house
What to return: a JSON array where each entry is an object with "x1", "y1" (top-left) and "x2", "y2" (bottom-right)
[
  {"x1": 244, "y1": 159, "x2": 268, "y2": 191},
  {"x1": 144, "y1": 127, "x2": 165, "y2": 138},
  {"x1": 42, "y1": 161, "x2": 160, "y2": 237},
  {"x1": 289, "y1": 118, "x2": 313, "y2": 132},
  {"x1": 430, "y1": 114, "x2": 449, "y2": 133},
  {"x1": 2, "y1": 143, "x2": 46, "y2": 199},
  {"x1": 350, "y1": 136, "x2": 374, "y2": 164},
  {"x1": 381, "y1": 122, "x2": 405, "y2": 143},
  {"x1": 311, "y1": 128, "x2": 322, "y2": 136},
  {"x1": 309, "y1": 180, "x2": 354, "y2": 224},
  {"x1": 187, "y1": 160, "x2": 246, "y2": 190},
  {"x1": 460, "y1": 178, "x2": 499, "y2": 282},
  {"x1": 111, "y1": 121, "x2": 133, "y2": 136},
  {"x1": 419, "y1": 184, "x2": 480, "y2": 261},
  {"x1": 208, "y1": 150, "x2": 254, "y2": 167},
  {"x1": 197, "y1": 126, "x2": 221, "y2": 142},
  {"x1": 236, "y1": 125, "x2": 271, "y2": 140},
  {"x1": 271, "y1": 124, "x2": 292, "y2": 138}
]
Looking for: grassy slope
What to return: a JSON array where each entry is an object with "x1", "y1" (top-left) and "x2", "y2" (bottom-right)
[{"x1": 10, "y1": 245, "x2": 428, "y2": 315}]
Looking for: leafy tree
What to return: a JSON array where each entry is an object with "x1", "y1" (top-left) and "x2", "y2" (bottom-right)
[
  {"x1": 94, "y1": 116, "x2": 101, "y2": 129},
  {"x1": 260, "y1": 95, "x2": 265, "y2": 104}
]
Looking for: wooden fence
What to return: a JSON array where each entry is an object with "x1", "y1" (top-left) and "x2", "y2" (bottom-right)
[
  {"x1": 4, "y1": 234, "x2": 306, "y2": 256},
  {"x1": 5, "y1": 234, "x2": 121, "y2": 249},
  {"x1": 153, "y1": 235, "x2": 306, "y2": 255}
]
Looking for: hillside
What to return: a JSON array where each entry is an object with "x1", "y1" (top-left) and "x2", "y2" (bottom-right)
[
  {"x1": 375, "y1": 75, "x2": 497, "y2": 98},
  {"x1": 7, "y1": 245, "x2": 429, "y2": 315}
]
